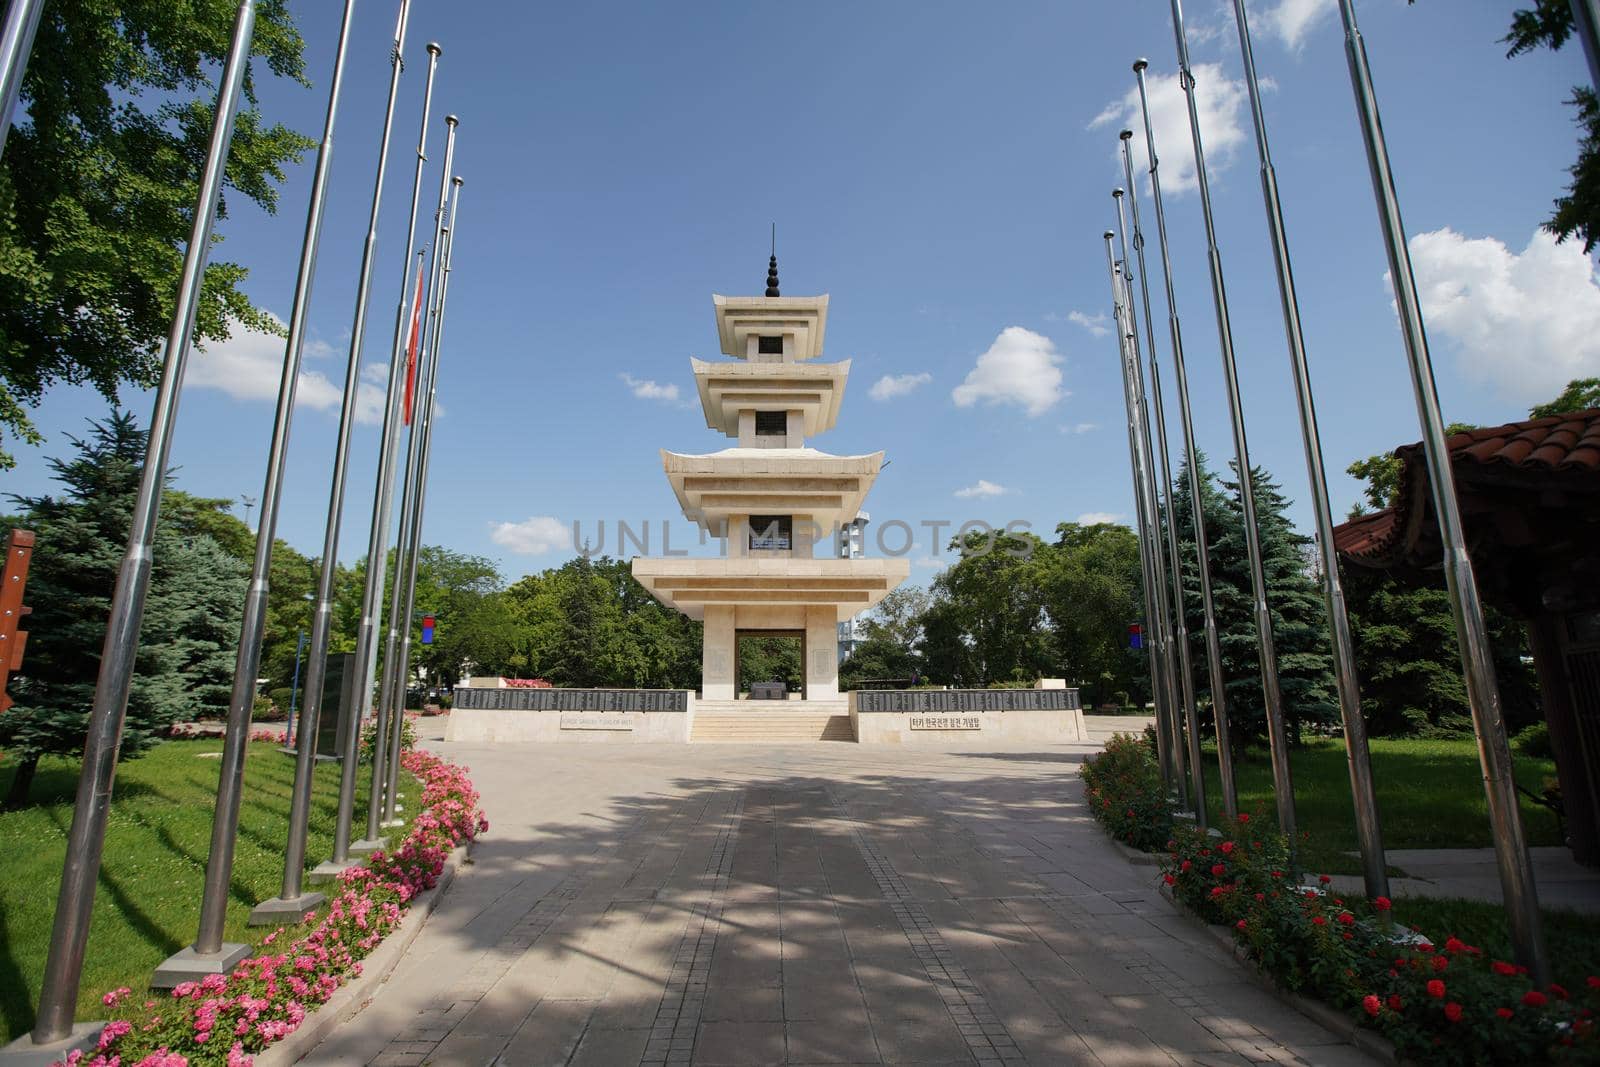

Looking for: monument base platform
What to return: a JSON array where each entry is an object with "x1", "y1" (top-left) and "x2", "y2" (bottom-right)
[
  {"x1": 850, "y1": 689, "x2": 1086, "y2": 744},
  {"x1": 448, "y1": 685, "x2": 1084, "y2": 744}
]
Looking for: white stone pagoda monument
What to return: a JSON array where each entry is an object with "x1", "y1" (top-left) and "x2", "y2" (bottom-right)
[{"x1": 632, "y1": 257, "x2": 910, "y2": 703}]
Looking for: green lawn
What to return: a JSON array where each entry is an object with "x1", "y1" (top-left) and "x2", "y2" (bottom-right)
[
  {"x1": 0, "y1": 740, "x2": 410, "y2": 1044},
  {"x1": 1193, "y1": 736, "x2": 1562, "y2": 875}
]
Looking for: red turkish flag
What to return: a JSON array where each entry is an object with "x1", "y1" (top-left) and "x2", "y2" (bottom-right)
[{"x1": 403, "y1": 258, "x2": 426, "y2": 425}]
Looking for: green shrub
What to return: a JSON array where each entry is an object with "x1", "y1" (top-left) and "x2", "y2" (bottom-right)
[
  {"x1": 1514, "y1": 721, "x2": 1553, "y2": 760},
  {"x1": 252, "y1": 691, "x2": 285, "y2": 722},
  {"x1": 1080, "y1": 731, "x2": 1171, "y2": 851},
  {"x1": 358, "y1": 714, "x2": 417, "y2": 762}
]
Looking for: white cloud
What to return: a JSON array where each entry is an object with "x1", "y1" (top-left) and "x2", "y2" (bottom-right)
[
  {"x1": 1062, "y1": 422, "x2": 1099, "y2": 435},
  {"x1": 1090, "y1": 62, "x2": 1249, "y2": 196},
  {"x1": 1400, "y1": 227, "x2": 1600, "y2": 404},
  {"x1": 489, "y1": 516, "x2": 569, "y2": 556},
  {"x1": 185, "y1": 315, "x2": 384, "y2": 424},
  {"x1": 621, "y1": 373, "x2": 680, "y2": 403},
  {"x1": 1076, "y1": 512, "x2": 1125, "y2": 526},
  {"x1": 869, "y1": 372, "x2": 932, "y2": 401},
  {"x1": 954, "y1": 479, "x2": 1013, "y2": 499},
  {"x1": 1066, "y1": 311, "x2": 1111, "y2": 338},
  {"x1": 1262, "y1": 0, "x2": 1336, "y2": 49},
  {"x1": 951, "y1": 327, "x2": 1064, "y2": 416}
]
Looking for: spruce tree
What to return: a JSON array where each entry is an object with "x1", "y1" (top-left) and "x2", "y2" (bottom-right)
[
  {"x1": 1169, "y1": 452, "x2": 1336, "y2": 748},
  {"x1": 1, "y1": 412, "x2": 244, "y2": 803}
]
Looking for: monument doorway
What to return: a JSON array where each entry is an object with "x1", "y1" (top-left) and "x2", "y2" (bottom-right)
[{"x1": 735, "y1": 629, "x2": 806, "y2": 701}]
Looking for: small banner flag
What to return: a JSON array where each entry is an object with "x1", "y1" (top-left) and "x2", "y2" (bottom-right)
[
  {"x1": 403, "y1": 258, "x2": 426, "y2": 425},
  {"x1": 421, "y1": 614, "x2": 435, "y2": 645},
  {"x1": 1128, "y1": 622, "x2": 1143, "y2": 650}
]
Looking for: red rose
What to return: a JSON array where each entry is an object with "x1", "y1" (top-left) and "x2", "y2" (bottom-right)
[
  {"x1": 1550, "y1": 984, "x2": 1570, "y2": 1001},
  {"x1": 1253, "y1": 893, "x2": 1265, "y2": 902},
  {"x1": 1374, "y1": 896, "x2": 1392, "y2": 911},
  {"x1": 1236, "y1": 920, "x2": 1247, "y2": 931},
  {"x1": 1337, "y1": 912, "x2": 1355, "y2": 925},
  {"x1": 1497, "y1": 1007, "x2": 1515, "y2": 1020},
  {"x1": 1417, "y1": 942, "x2": 1435, "y2": 953},
  {"x1": 1444, "y1": 1002, "x2": 1463, "y2": 1023},
  {"x1": 1387, "y1": 995, "x2": 1404, "y2": 1012},
  {"x1": 1181, "y1": 860, "x2": 1192, "y2": 872},
  {"x1": 1362, "y1": 995, "x2": 1381, "y2": 1017},
  {"x1": 1523, "y1": 991, "x2": 1548, "y2": 1008},
  {"x1": 1220, "y1": 841, "x2": 1235, "y2": 854},
  {"x1": 1587, "y1": 976, "x2": 1600, "y2": 990},
  {"x1": 1211, "y1": 864, "x2": 1226, "y2": 877},
  {"x1": 1312, "y1": 916, "x2": 1327, "y2": 926},
  {"x1": 1433, "y1": 956, "x2": 1448, "y2": 973},
  {"x1": 1163, "y1": 874, "x2": 1176, "y2": 886},
  {"x1": 1444, "y1": 937, "x2": 1468, "y2": 955},
  {"x1": 1319, "y1": 874, "x2": 1332, "y2": 884},
  {"x1": 1492, "y1": 961, "x2": 1518, "y2": 977},
  {"x1": 1270, "y1": 870, "x2": 1283, "y2": 879},
  {"x1": 1427, "y1": 980, "x2": 1446, "y2": 999},
  {"x1": 1237, "y1": 813, "x2": 1250, "y2": 823}
]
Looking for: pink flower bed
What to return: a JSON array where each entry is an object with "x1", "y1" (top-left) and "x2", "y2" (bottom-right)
[{"x1": 63, "y1": 749, "x2": 487, "y2": 1067}]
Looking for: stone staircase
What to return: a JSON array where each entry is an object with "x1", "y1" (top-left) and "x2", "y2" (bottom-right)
[{"x1": 691, "y1": 700, "x2": 855, "y2": 743}]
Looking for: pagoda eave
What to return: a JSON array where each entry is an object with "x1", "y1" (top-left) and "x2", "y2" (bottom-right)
[
  {"x1": 691, "y1": 357, "x2": 850, "y2": 437},
  {"x1": 661, "y1": 447, "x2": 883, "y2": 537},
  {"x1": 630, "y1": 557, "x2": 911, "y2": 622}
]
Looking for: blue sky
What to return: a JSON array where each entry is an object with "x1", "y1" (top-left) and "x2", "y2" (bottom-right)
[{"x1": 7, "y1": 0, "x2": 1598, "y2": 587}]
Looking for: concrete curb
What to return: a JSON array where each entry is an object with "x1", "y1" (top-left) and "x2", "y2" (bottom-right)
[
  {"x1": 1107, "y1": 837, "x2": 1163, "y2": 867},
  {"x1": 1154, "y1": 881, "x2": 1401, "y2": 1065},
  {"x1": 255, "y1": 841, "x2": 471, "y2": 1067}
]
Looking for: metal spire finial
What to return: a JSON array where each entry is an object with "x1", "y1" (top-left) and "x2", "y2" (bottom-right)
[{"x1": 765, "y1": 223, "x2": 780, "y2": 297}]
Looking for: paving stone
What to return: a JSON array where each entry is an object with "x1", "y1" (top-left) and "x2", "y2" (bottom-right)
[
  {"x1": 692, "y1": 1020, "x2": 787, "y2": 1065},
  {"x1": 292, "y1": 733, "x2": 1377, "y2": 1066}
]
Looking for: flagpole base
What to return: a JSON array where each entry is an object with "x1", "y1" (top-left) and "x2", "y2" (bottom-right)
[
  {"x1": 151, "y1": 943, "x2": 251, "y2": 989},
  {"x1": 247, "y1": 891, "x2": 327, "y2": 927},
  {"x1": 0, "y1": 1025, "x2": 104, "y2": 1067}
]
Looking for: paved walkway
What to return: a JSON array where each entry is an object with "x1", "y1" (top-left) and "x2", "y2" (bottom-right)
[{"x1": 303, "y1": 723, "x2": 1373, "y2": 1066}]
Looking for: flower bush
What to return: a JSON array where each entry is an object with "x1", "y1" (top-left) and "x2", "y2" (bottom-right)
[
  {"x1": 1080, "y1": 730, "x2": 1172, "y2": 852},
  {"x1": 64, "y1": 748, "x2": 488, "y2": 1067},
  {"x1": 1163, "y1": 814, "x2": 1600, "y2": 1063}
]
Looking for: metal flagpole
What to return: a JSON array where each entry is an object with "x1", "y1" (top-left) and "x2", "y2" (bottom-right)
[
  {"x1": 1132, "y1": 61, "x2": 1212, "y2": 825},
  {"x1": 1337, "y1": 0, "x2": 1547, "y2": 980},
  {"x1": 1167, "y1": 1, "x2": 1288, "y2": 819},
  {"x1": 274, "y1": 0, "x2": 413, "y2": 900},
  {"x1": 1114, "y1": 188, "x2": 1188, "y2": 808},
  {"x1": 26, "y1": 0, "x2": 258, "y2": 1045},
  {"x1": 159, "y1": 0, "x2": 360, "y2": 972},
  {"x1": 337, "y1": 40, "x2": 441, "y2": 861},
  {"x1": 1119, "y1": 139, "x2": 1198, "y2": 812},
  {"x1": 373, "y1": 116, "x2": 456, "y2": 834},
  {"x1": 1104, "y1": 234, "x2": 1179, "y2": 815},
  {"x1": 0, "y1": 0, "x2": 44, "y2": 160},
  {"x1": 1230, "y1": 0, "x2": 1379, "y2": 886},
  {"x1": 383, "y1": 175, "x2": 463, "y2": 820},
  {"x1": 1571, "y1": 0, "x2": 1600, "y2": 91}
]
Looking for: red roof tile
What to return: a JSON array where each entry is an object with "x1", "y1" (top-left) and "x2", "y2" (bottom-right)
[{"x1": 1334, "y1": 408, "x2": 1600, "y2": 565}]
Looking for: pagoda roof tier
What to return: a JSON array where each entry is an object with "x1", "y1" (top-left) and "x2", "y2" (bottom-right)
[
  {"x1": 660, "y1": 447, "x2": 882, "y2": 537},
  {"x1": 712, "y1": 294, "x2": 830, "y2": 361},
  {"x1": 691, "y1": 358, "x2": 850, "y2": 437},
  {"x1": 630, "y1": 557, "x2": 912, "y2": 622}
]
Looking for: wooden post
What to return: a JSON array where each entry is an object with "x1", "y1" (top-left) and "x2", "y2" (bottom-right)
[{"x1": 0, "y1": 527, "x2": 34, "y2": 713}]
